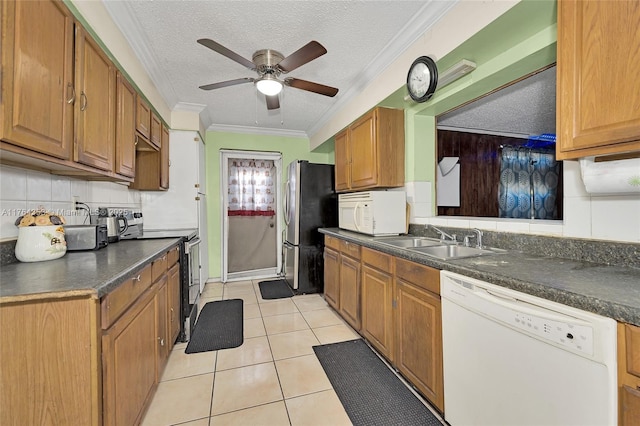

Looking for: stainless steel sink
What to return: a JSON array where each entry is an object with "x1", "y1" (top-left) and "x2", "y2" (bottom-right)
[
  {"x1": 377, "y1": 237, "x2": 444, "y2": 248},
  {"x1": 410, "y1": 244, "x2": 502, "y2": 260}
]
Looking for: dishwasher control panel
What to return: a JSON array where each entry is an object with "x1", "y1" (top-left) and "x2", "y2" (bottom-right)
[{"x1": 512, "y1": 312, "x2": 594, "y2": 356}]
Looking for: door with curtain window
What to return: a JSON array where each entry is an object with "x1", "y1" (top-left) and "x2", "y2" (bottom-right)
[{"x1": 220, "y1": 151, "x2": 282, "y2": 282}]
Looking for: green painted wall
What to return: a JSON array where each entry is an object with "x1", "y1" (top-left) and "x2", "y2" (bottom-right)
[
  {"x1": 205, "y1": 131, "x2": 332, "y2": 278},
  {"x1": 382, "y1": 0, "x2": 558, "y2": 208}
]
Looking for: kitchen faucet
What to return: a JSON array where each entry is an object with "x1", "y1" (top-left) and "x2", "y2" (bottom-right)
[
  {"x1": 428, "y1": 225, "x2": 457, "y2": 243},
  {"x1": 463, "y1": 228, "x2": 484, "y2": 249}
]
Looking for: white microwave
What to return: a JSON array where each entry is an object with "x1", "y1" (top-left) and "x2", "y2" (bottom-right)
[{"x1": 338, "y1": 190, "x2": 407, "y2": 236}]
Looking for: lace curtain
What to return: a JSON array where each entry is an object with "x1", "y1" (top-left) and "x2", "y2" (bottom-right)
[
  {"x1": 228, "y1": 159, "x2": 275, "y2": 216},
  {"x1": 498, "y1": 146, "x2": 559, "y2": 219}
]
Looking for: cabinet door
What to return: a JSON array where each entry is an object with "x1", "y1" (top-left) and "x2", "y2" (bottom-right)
[
  {"x1": 1, "y1": 0, "x2": 74, "y2": 160},
  {"x1": 155, "y1": 276, "x2": 169, "y2": 378},
  {"x1": 168, "y1": 262, "x2": 181, "y2": 349},
  {"x1": 160, "y1": 125, "x2": 170, "y2": 190},
  {"x1": 557, "y1": 0, "x2": 640, "y2": 159},
  {"x1": 74, "y1": 25, "x2": 116, "y2": 171},
  {"x1": 136, "y1": 97, "x2": 151, "y2": 140},
  {"x1": 339, "y1": 254, "x2": 361, "y2": 331},
  {"x1": 349, "y1": 110, "x2": 378, "y2": 189},
  {"x1": 361, "y1": 264, "x2": 394, "y2": 361},
  {"x1": 621, "y1": 385, "x2": 640, "y2": 426},
  {"x1": 334, "y1": 129, "x2": 351, "y2": 191},
  {"x1": 323, "y1": 247, "x2": 340, "y2": 310},
  {"x1": 102, "y1": 289, "x2": 157, "y2": 426},
  {"x1": 395, "y1": 279, "x2": 444, "y2": 412},
  {"x1": 115, "y1": 72, "x2": 136, "y2": 178},
  {"x1": 150, "y1": 113, "x2": 162, "y2": 150}
]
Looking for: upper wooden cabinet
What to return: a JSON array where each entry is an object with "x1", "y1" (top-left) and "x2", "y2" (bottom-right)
[
  {"x1": 151, "y1": 112, "x2": 162, "y2": 150},
  {"x1": 131, "y1": 124, "x2": 170, "y2": 191},
  {"x1": 115, "y1": 72, "x2": 136, "y2": 178},
  {"x1": 160, "y1": 124, "x2": 170, "y2": 189},
  {"x1": 0, "y1": 0, "x2": 74, "y2": 160},
  {"x1": 74, "y1": 25, "x2": 116, "y2": 172},
  {"x1": 556, "y1": 0, "x2": 640, "y2": 159},
  {"x1": 136, "y1": 96, "x2": 152, "y2": 140},
  {"x1": 334, "y1": 107, "x2": 405, "y2": 192}
]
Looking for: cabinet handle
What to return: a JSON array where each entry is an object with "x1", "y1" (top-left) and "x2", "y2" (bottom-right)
[
  {"x1": 170, "y1": 307, "x2": 174, "y2": 322},
  {"x1": 133, "y1": 274, "x2": 141, "y2": 282},
  {"x1": 80, "y1": 92, "x2": 88, "y2": 111},
  {"x1": 66, "y1": 83, "x2": 75, "y2": 104},
  {"x1": 158, "y1": 337, "x2": 165, "y2": 346}
]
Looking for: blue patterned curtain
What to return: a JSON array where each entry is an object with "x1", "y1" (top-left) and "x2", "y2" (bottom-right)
[{"x1": 498, "y1": 146, "x2": 559, "y2": 219}]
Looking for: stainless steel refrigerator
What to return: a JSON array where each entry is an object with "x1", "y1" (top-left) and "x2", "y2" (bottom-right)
[{"x1": 283, "y1": 160, "x2": 337, "y2": 293}]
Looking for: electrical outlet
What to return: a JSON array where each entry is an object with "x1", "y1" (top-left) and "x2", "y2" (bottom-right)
[{"x1": 72, "y1": 196, "x2": 80, "y2": 208}]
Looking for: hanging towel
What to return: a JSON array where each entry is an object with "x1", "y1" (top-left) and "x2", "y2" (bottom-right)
[{"x1": 437, "y1": 157, "x2": 460, "y2": 207}]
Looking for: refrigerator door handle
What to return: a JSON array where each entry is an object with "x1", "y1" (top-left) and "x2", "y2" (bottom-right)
[{"x1": 284, "y1": 180, "x2": 291, "y2": 226}]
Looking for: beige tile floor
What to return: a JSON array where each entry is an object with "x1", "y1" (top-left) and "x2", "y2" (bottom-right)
[{"x1": 141, "y1": 279, "x2": 440, "y2": 426}]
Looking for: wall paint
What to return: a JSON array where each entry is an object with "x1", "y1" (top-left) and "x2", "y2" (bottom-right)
[{"x1": 205, "y1": 131, "x2": 332, "y2": 279}]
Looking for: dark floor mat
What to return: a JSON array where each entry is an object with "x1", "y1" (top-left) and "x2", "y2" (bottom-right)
[
  {"x1": 185, "y1": 299, "x2": 243, "y2": 354},
  {"x1": 258, "y1": 279, "x2": 294, "y2": 300},
  {"x1": 313, "y1": 339, "x2": 443, "y2": 426}
]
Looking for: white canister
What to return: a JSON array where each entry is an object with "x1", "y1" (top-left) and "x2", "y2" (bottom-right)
[{"x1": 15, "y1": 225, "x2": 67, "y2": 262}]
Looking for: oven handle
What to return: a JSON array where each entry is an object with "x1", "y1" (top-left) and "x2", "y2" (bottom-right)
[{"x1": 185, "y1": 237, "x2": 201, "y2": 254}]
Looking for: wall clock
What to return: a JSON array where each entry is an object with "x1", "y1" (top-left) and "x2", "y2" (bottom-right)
[{"x1": 406, "y1": 56, "x2": 438, "y2": 102}]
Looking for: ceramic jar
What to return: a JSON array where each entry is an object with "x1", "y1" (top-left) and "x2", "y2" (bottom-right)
[{"x1": 15, "y1": 225, "x2": 67, "y2": 262}]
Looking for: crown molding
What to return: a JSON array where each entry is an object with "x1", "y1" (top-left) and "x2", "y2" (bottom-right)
[
  {"x1": 102, "y1": 1, "x2": 178, "y2": 107},
  {"x1": 207, "y1": 123, "x2": 308, "y2": 139},
  {"x1": 173, "y1": 102, "x2": 207, "y2": 113},
  {"x1": 307, "y1": 0, "x2": 458, "y2": 138}
]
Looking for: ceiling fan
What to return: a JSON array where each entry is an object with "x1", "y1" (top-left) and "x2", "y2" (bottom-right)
[{"x1": 197, "y1": 39, "x2": 339, "y2": 110}]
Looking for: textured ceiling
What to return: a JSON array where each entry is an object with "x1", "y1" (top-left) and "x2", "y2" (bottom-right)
[
  {"x1": 437, "y1": 66, "x2": 557, "y2": 138},
  {"x1": 104, "y1": 0, "x2": 456, "y2": 137}
]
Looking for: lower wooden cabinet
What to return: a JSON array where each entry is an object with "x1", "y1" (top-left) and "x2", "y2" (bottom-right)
[
  {"x1": 168, "y1": 262, "x2": 181, "y2": 350},
  {"x1": 322, "y1": 236, "x2": 444, "y2": 414},
  {"x1": 155, "y1": 276, "x2": 169, "y2": 377},
  {"x1": 102, "y1": 285, "x2": 158, "y2": 426},
  {"x1": 338, "y1": 241, "x2": 361, "y2": 331},
  {"x1": 361, "y1": 247, "x2": 394, "y2": 361},
  {"x1": 0, "y1": 295, "x2": 100, "y2": 425},
  {"x1": 618, "y1": 322, "x2": 640, "y2": 425}
]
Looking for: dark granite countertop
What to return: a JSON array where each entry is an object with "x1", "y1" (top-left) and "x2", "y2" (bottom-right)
[
  {"x1": 0, "y1": 238, "x2": 182, "y2": 302},
  {"x1": 320, "y1": 228, "x2": 640, "y2": 326}
]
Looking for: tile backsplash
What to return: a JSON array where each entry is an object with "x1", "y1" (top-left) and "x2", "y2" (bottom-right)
[{"x1": 0, "y1": 165, "x2": 141, "y2": 241}]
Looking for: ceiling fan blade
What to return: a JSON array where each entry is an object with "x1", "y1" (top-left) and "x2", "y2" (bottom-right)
[
  {"x1": 197, "y1": 38, "x2": 255, "y2": 69},
  {"x1": 277, "y1": 41, "x2": 327, "y2": 73},
  {"x1": 199, "y1": 77, "x2": 254, "y2": 91},
  {"x1": 266, "y1": 95, "x2": 280, "y2": 110},
  {"x1": 284, "y1": 78, "x2": 338, "y2": 97}
]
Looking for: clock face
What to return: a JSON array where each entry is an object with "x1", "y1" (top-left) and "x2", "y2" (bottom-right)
[{"x1": 407, "y1": 56, "x2": 438, "y2": 102}]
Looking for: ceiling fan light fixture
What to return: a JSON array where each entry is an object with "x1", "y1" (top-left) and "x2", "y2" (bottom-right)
[{"x1": 256, "y1": 76, "x2": 283, "y2": 96}]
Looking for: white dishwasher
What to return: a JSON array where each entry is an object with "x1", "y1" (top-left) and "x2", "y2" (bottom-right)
[{"x1": 440, "y1": 271, "x2": 617, "y2": 426}]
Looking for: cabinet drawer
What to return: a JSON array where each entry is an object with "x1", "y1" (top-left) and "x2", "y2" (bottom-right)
[
  {"x1": 340, "y1": 240, "x2": 361, "y2": 260},
  {"x1": 152, "y1": 253, "x2": 168, "y2": 283},
  {"x1": 395, "y1": 258, "x2": 440, "y2": 295},
  {"x1": 101, "y1": 264, "x2": 152, "y2": 329},
  {"x1": 168, "y1": 245, "x2": 180, "y2": 267},
  {"x1": 362, "y1": 247, "x2": 392, "y2": 272},
  {"x1": 325, "y1": 235, "x2": 340, "y2": 250}
]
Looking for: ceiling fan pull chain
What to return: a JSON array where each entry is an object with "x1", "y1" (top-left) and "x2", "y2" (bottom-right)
[
  {"x1": 280, "y1": 91, "x2": 284, "y2": 125},
  {"x1": 255, "y1": 87, "x2": 259, "y2": 125}
]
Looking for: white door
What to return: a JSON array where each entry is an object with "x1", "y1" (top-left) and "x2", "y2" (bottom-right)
[{"x1": 220, "y1": 150, "x2": 282, "y2": 283}]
